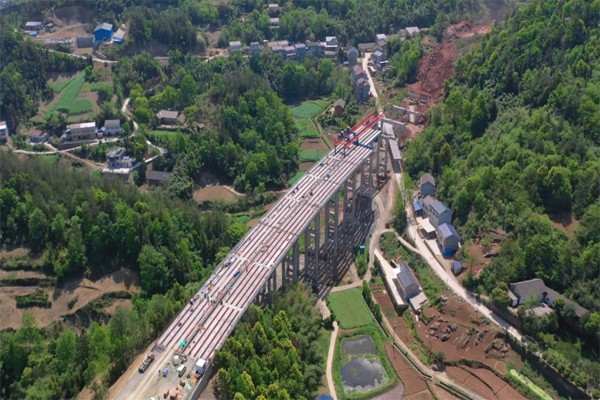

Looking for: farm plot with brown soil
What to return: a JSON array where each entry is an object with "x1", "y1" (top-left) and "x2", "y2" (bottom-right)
[
  {"x1": 446, "y1": 365, "x2": 527, "y2": 400},
  {"x1": 300, "y1": 137, "x2": 329, "y2": 152},
  {"x1": 431, "y1": 384, "x2": 462, "y2": 400},
  {"x1": 193, "y1": 185, "x2": 239, "y2": 203},
  {"x1": 414, "y1": 293, "x2": 520, "y2": 367},
  {"x1": 384, "y1": 343, "x2": 431, "y2": 399},
  {"x1": 372, "y1": 291, "x2": 412, "y2": 343}
]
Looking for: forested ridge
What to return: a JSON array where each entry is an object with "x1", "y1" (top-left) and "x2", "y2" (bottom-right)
[
  {"x1": 405, "y1": 0, "x2": 600, "y2": 313},
  {"x1": 0, "y1": 152, "x2": 243, "y2": 398}
]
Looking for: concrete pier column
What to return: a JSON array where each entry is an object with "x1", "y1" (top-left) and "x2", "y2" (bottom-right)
[
  {"x1": 304, "y1": 213, "x2": 321, "y2": 287},
  {"x1": 343, "y1": 170, "x2": 357, "y2": 232},
  {"x1": 324, "y1": 190, "x2": 340, "y2": 257}
]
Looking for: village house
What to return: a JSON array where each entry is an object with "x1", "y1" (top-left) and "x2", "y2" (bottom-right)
[
  {"x1": 250, "y1": 41, "x2": 261, "y2": 55},
  {"x1": 103, "y1": 119, "x2": 121, "y2": 135},
  {"x1": 94, "y1": 23, "x2": 113, "y2": 42},
  {"x1": 392, "y1": 260, "x2": 428, "y2": 311},
  {"x1": 66, "y1": 122, "x2": 97, "y2": 142},
  {"x1": 156, "y1": 110, "x2": 179, "y2": 126},
  {"x1": 374, "y1": 33, "x2": 387, "y2": 53},
  {"x1": 228, "y1": 41, "x2": 242, "y2": 53},
  {"x1": 107, "y1": 148, "x2": 134, "y2": 168},
  {"x1": 423, "y1": 198, "x2": 452, "y2": 229},
  {"x1": 419, "y1": 173, "x2": 436, "y2": 197},
  {"x1": 436, "y1": 223, "x2": 460, "y2": 256},
  {"x1": 405, "y1": 26, "x2": 421, "y2": 38},
  {"x1": 348, "y1": 47, "x2": 358, "y2": 67},
  {"x1": 26, "y1": 129, "x2": 48, "y2": 144},
  {"x1": 332, "y1": 99, "x2": 346, "y2": 117},
  {"x1": 269, "y1": 17, "x2": 279, "y2": 27},
  {"x1": 147, "y1": 170, "x2": 173, "y2": 186},
  {"x1": 509, "y1": 278, "x2": 588, "y2": 324}
]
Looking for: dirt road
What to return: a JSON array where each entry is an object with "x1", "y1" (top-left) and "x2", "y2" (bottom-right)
[{"x1": 326, "y1": 322, "x2": 339, "y2": 400}]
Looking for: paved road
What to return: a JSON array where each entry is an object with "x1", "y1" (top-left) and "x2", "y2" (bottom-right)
[{"x1": 362, "y1": 54, "x2": 381, "y2": 113}]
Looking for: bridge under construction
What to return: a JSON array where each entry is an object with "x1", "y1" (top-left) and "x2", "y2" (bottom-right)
[{"x1": 119, "y1": 111, "x2": 394, "y2": 399}]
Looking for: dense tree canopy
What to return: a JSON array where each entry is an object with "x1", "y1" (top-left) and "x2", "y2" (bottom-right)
[
  {"x1": 404, "y1": 0, "x2": 600, "y2": 312},
  {"x1": 215, "y1": 284, "x2": 325, "y2": 400}
]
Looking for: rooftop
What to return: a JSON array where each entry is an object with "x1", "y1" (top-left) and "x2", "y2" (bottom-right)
[
  {"x1": 406, "y1": 26, "x2": 420, "y2": 35},
  {"x1": 510, "y1": 278, "x2": 588, "y2": 318},
  {"x1": 229, "y1": 41, "x2": 242, "y2": 47},
  {"x1": 413, "y1": 200, "x2": 422, "y2": 212},
  {"x1": 419, "y1": 173, "x2": 435, "y2": 186},
  {"x1": 420, "y1": 218, "x2": 436, "y2": 234},
  {"x1": 0, "y1": 121, "x2": 7, "y2": 129},
  {"x1": 107, "y1": 147, "x2": 126, "y2": 157},
  {"x1": 430, "y1": 199, "x2": 450, "y2": 215},
  {"x1": 349, "y1": 47, "x2": 358, "y2": 54},
  {"x1": 156, "y1": 110, "x2": 179, "y2": 120},
  {"x1": 69, "y1": 122, "x2": 96, "y2": 129},
  {"x1": 438, "y1": 223, "x2": 459, "y2": 239},
  {"x1": 270, "y1": 17, "x2": 279, "y2": 23},
  {"x1": 26, "y1": 21, "x2": 43, "y2": 26},
  {"x1": 333, "y1": 98, "x2": 346, "y2": 109},
  {"x1": 409, "y1": 292, "x2": 428, "y2": 310},
  {"x1": 147, "y1": 170, "x2": 173, "y2": 182},
  {"x1": 373, "y1": 50, "x2": 383, "y2": 57},
  {"x1": 396, "y1": 262, "x2": 419, "y2": 289},
  {"x1": 104, "y1": 119, "x2": 120, "y2": 127},
  {"x1": 422, "y1": 195, "x2": 436, "y2": 206},
  {"x1": 353, "y1": 65, "x2": 365, "y2": 76},
  {"x1": 95, "y1": 23, "x2": 113, "y2": 32},
  {"x1": 26, "y1": 129, "x2": 46, "y2": 137}
]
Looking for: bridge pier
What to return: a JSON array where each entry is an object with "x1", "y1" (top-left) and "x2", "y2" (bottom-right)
[
  {"x1": 304, "y1": 213, "x2": 321, "y2": 287},
  {"x1": 343, "y1": 170, "x2": 357, "y2": 233},
  {"x1": 375, "y1": 135, "x2": 388, "y2": 185},
  {"x1": 324, "y1": 190, "x2": 339, "y2": 258}
]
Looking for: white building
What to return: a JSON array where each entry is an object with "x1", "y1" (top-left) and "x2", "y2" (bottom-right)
[
  {"x1": 66, "y1": 122, "x2": 96, "y2": 141},
  {"x1": 104, "y1": 119, "x2": 121, "y2": 135},
  {"x1": 229, "y1": 41, "x2": 242, "y2": 52},
  {"x1": 0, "y1": 121, "x2": 8, "y2": 144}
]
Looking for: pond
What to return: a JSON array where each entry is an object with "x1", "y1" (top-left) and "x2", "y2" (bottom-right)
[
  {"x1": 343, "y1": 335, "x2": 377, "y2": 356},
  {"x1": 340, "y1": 335, "x2": 388, "y2": 394}
]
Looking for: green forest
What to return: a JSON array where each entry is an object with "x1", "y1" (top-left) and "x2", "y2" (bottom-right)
[
  {"x1": 405, "y1": 0, "x2": 600, "y2": 311},
  {"x1": 0, "y1": 152, "x2": 243, "y2": 398},
  {"x1": 214, "y1": 284, "x2": 326, "y2": 400}
]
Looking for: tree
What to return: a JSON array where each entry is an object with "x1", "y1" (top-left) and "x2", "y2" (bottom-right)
[
  {"x1": 393, "y1": 191, "x2": 407, "y2": 233},
  {"x1": 138, "y1": 245, "x2": 173, "y2": 295},
  {"x1": 432, "y1": 350, "x2": 446, "y2": 366},
  {"x1": 583, "y1": 312, "x2": 600, "y2": 337},
  {"x1": 180, "y1": 74, "x2": 198, "y2": 105},
  {"x1": 28, "y1": 208, "x2": 48, "y2": 253},
  {"x1": 97, "y1": 85, "x2": 114, "y2": 104},
  {"x1": 491, "y1": 287, "x2": 511, "y2": 310}
]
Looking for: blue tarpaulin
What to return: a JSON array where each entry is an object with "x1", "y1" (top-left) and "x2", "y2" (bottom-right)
[{"x1": 413, "y1": 200, "x2": 422, "y2": 212}]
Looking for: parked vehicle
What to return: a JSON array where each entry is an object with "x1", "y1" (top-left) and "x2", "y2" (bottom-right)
[
  {"x1": 138, "y1": 352, "x2": 155, "y2": 373},
  {"x1": 177, "y1": 365, "x2": 187, "y2": 377}
]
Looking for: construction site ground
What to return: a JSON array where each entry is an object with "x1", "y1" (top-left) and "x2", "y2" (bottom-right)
[{"x1": 396, "y1": 21, "x2": 491, "y2": 146}]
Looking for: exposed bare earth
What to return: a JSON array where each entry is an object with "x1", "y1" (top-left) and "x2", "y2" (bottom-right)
[
  {"x1": 0, "y1": 268, "x2": 139, "y2": 330},
  {"x1": 193, "y1": 185, "x2": 239, "y2": 203}
]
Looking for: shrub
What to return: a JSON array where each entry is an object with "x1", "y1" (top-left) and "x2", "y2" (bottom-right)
[
  {"x1": 16, "y1": 288, "x2": 51, "y2": 308},
  {"x1": 592, "y1": 389, "x2": 600, "y2": 399}
]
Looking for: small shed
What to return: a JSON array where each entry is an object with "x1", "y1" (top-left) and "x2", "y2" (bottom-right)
[
  {"x1": 332, "y1": 98, "x2": 346, "y2": 117},
  {"x1": 94, "y1": 23, "x2": 114, "y2": 42},
  {"x1": 413, "y1": 200, "x2": 423, "y2": 216},
  {"x1": 451, "y1": 261, "x2": 462, "y2": 275}
]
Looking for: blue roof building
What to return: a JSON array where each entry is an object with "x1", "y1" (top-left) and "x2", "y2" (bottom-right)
[
  {"x1": 314, "y1": 395, "x2": 334, "y2": 400},
  {"x1": 436, "y1": 223, "x2": 460, "y2": 256},
  {"x1": 451, "y1": 261, "x2": 463, "y2": 275},
  {"x1": 94, "y1": 23, "x2": 113, "y2": 42}
]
